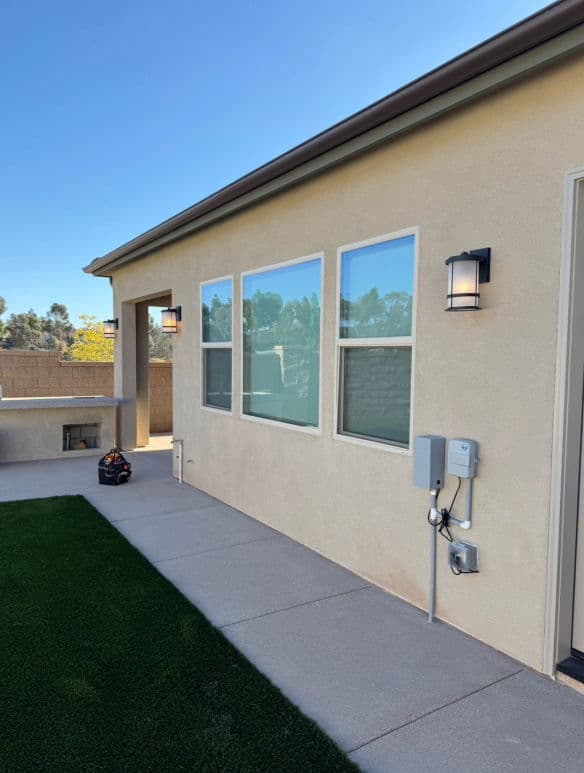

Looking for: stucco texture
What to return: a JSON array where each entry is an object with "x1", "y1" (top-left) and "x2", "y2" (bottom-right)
[{"x1": 108, "y1": 52, "x2": 584, "y2": 671}]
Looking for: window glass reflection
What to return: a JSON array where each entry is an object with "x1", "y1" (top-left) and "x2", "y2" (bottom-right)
[
  {"x1": 202, "y1": 279, "x2": 232, "y2": 343},
  {"x1": 340, "y1": 235, "x2": 414, "y2": 338},
  {"x1": 243, "y1": 259, "x2": 321, "y2": 427}
]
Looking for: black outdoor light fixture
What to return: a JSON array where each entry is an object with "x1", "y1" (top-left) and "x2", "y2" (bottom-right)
[
  {"x1": 161, "y1": 306, "x2": 182, "y2": 334},
  {"x1": 103, "y1": 318, "x2": 119, "y2": 338},
  {"x1": 445, "y1": 248, "x2": 491, "y2": 311}
]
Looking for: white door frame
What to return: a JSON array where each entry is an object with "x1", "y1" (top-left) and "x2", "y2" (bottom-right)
[{"x1": 544, "y1": 166, "x2": 584, "y2": 675}]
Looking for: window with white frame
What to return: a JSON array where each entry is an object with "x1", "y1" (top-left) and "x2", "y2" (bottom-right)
[
  {"x1": 337, "y1": 232, "x2": 415, "y2": 448},
  {"x1": 201, "y1": 278, "x2": 232, "y2": 411},
  {"x1": 243, "y1": 257, "x2": 321, "y2": 428}
]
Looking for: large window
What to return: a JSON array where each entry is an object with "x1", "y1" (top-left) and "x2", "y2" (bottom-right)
[
  {"x1": 243, "y1": 257, "x2": 322, "y2": 429},
  {"x1": 201, "y1": 277, "x2": 232, "y2": 411},
  {"x1": 337, "y1": 232, "x2": 415, "y2": 448}
]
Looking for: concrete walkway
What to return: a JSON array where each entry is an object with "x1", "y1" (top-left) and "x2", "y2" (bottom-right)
[{"x1": 2, "y1": 449, "x2": 584, "y2": 772}]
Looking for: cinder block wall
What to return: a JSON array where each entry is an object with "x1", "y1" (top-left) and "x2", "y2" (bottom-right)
[
  {"x1": 0, "y1": 351, "x2": 172, "y2": 432},
  {"x1": 149, "y1": 362, "x2": 173, "y2": 433}
]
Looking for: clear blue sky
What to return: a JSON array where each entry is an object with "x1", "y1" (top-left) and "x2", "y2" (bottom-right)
[
  {"x1": 244, "y1": 258, "x2": 321, "y2": 304},
  {"x1": 0, "y1": 0, "x2": 548, "y2": 326}
]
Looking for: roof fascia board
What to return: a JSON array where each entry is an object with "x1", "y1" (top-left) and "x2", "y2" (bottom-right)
[{"x1": 88, "y1": 22, "x2": 584, "y2": 277}]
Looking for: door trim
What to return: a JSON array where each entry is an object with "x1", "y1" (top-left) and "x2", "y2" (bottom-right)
[{"x1": 544, "y1": 167, "x2": 584, "y2": 676}]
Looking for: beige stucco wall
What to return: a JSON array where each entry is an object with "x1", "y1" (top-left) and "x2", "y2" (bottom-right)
[
  {"x1": 0, "y1": 351, "x2": 172, "y2": 433},
  {"x1": 108, "y1": 52, "x2": 584, "y2": 671},
  {"x1": 0, "y1": 399, "x2": 115, "y2": 462}
]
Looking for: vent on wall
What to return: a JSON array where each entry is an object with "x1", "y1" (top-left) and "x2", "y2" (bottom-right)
[{"x1": 63, "y1": 424, "x2": 100, "y2": 451}]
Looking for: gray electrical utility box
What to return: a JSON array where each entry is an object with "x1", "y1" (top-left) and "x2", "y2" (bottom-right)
[
  {"x1": 448, "y1": 541, "x2": 479, "y2": 573},
  {"x1": 448, "y1": 438, "x2": 479, "y2": 478},
  {"x1": 413, "y1": 435, "x2": 446, "y2": 490}
]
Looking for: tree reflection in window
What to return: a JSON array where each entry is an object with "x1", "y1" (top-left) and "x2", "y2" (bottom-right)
[
  {"x1": 243, "y1": 259, "x2": 321, "y2": 428},
  {"x1": 340, "y1": 235, "x2": 414, "y2": 339},
  {"x1": 202, "y1": 283, "x2": 232, "y2": 343},
  {"x1": 337, "y1": 233, "x2": 415, "y2": 447},
  {"x1": 201, "y1": 278, "x2": 232, "y2": 410}
]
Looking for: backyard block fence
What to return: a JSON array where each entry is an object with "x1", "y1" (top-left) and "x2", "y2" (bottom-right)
[{"x1": 0, "y1": 351, "x2": 172, "y2": 433}]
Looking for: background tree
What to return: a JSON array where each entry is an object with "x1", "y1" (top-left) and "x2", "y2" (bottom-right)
[
  {"x1": 43, "y1": 303, "x2": 75, "y2": 354},
  {"x1": 0, "y1": 301, "x2": 78, "y2": 352},
  {"x1": 3, "y1": 309, "x2": 44, "y2": 350},
  {"x1": 0, "y1": 296, "x2": 6, "y2": 342},
  {"x1": 149, "y1": 315, "x2": 172, "y2": 361},
  {"x1": 69, "y1": 315, "x2": 114, "y2": 361}
]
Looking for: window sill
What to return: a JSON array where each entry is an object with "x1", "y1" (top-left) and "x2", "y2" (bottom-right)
[
  {"x1": 201, "y1": 404, "x2": 233, "y2": 416},
  {"x1": 333, "y1": 431, "x2": 411, "y2": 455},
  {"x1": 241, "y1": 412, "x2": 321, "y2": 437}
]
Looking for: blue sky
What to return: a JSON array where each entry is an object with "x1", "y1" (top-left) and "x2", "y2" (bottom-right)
[
  {"x1": 244, "y1": 258, "x2": 321, "y2": 304},
  {"x1": 341, "y1": 235, "x2": 414, "y2": 302},
  {"x1": 0, "y1": 0, "x2": 547, "y2": 326}
]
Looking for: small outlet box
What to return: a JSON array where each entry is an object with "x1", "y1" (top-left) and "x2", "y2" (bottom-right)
[{"x1": 448, "y1": 541, "x2": 479, "y2": 573}]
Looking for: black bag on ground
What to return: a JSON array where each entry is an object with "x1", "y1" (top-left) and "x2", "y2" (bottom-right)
[{"x1": 98, "y1": 448, "x2": 132, "y2": 485}]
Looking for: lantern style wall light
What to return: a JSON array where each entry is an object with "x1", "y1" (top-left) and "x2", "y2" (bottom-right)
[
  {"x1": 445, "y1": 248, "x2": 491, "y2": 311},
  {"x1": 161, "y1": 306, "x2": 182, "y2": 334},
  {"x1": 103, "y1": 318, "x2": 119, "y2": 338}
]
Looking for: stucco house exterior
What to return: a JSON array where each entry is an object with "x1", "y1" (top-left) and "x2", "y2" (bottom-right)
[{"x1": 86, "y1": 1, "x2": 584, "y2": 682}]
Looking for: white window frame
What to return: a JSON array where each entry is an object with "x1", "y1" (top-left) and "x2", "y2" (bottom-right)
[
  {"x1": 241, "y1": 252, "x2": 324, "y2": 436},
  {"x1": 200, "y1": 274, "x2": 234, "y2": 415},
  {"x1": 334, "y1": 227, "x2": 419, "y2": 454}
]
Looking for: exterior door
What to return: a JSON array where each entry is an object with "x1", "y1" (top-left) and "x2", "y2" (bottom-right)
[{"x1": 573, "y1": 410, "x2": 584, "y2": 655}]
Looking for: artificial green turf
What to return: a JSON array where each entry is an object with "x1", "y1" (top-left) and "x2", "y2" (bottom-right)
[{"x1": 0, "y1": 495, "x2": 359, "y2": 772}]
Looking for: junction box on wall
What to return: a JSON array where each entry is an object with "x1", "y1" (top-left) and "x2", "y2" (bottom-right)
[
  {"x1": 413, "y1": 435, "x2": 480, "y2": 621},
  {"x1": 446, "y1": 438, "x2": 479, "y2": 530},
  {"x1": 448, "y1": 438, "x2": 478, "y2": 479},
  {"x1": 448, "y1": 540, "x2": 479, "y2": 573},
  {"x1": 413, "y1": 435, "x2": 446, "y2": 492}
]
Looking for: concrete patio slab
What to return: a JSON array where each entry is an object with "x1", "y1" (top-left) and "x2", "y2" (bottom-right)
[
  {"x1": 0, "y1": 450, "x2": 173, "y2": 502},
  {"x1": 156, "y1": 535, "x2": 370, "y2": 627},
  {"x1": 89, "y1": 478, "x2": 219, "y2": 522},
  {"x1": 3, "y1": 450, "x2": 584, "y2": 773},
  {"x1": 0, "y1": 455, "x2": 104, "y2": 501},
  {"x1": 114, "y1": 503, "x2": 277, "y2": 562},
  {"x1": 225, "y1": 585, "x2": 520, "y2": 751},
  {"x1": 350, "y1": 669, "x2": 584, "y2": 773}
]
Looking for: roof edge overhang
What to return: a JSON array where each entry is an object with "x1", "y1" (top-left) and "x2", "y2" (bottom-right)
[{"x1": 86, "y1": 1, "x2": 584, "y2": 277}]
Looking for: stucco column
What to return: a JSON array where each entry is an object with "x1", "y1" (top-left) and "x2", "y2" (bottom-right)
[
  {"x1": 135, "y1": 301, "x2": 150, "y2": 447},
  {"x1": 116, "y1": 301, "x2": 137, "y2": 450}
]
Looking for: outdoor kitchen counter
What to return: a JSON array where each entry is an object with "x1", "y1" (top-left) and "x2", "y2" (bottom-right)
[
  {"x1": 0, "y1": 396, "x2": 114, "y2": 410},
  {"x1": 0, "y1": 396, "x2": 115, "y2": 463}
]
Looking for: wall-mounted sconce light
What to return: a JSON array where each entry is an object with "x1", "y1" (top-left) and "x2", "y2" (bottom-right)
[
  {"x1": 103, "y1": 318, "x2": 119, "y2": 338},
  {"x1": 445, "y1": 248, "x2": 491, "y2": 311},
  {"x1": 161, "y1": 306, "x2": 181, "y2": 334}
]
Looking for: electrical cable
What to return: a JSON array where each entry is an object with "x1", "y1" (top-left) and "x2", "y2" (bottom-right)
[
  {"x1": 447, "y1": 476, "x2": 462, "y2": 515},
  {"x1": 439, "y1": 519, "x2": 454, "y2": 543},
  {"x1": 426, "y1": 488, "x2": 478, "y2": 576},
  {"x1": 436, "y1": 476, "x2": 462, "y2": 544}
]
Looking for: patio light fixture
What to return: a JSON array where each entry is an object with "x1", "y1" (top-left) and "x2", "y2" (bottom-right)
[
  {"x1": 445, "y1": 248, "x2": 491, "y2": 311},
  {"x1": 103, "y1": 318, "x2": 119, "y2": 338},
  {"x1": 161, "y1": 306, "x2": 182, "y2": 333}
]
